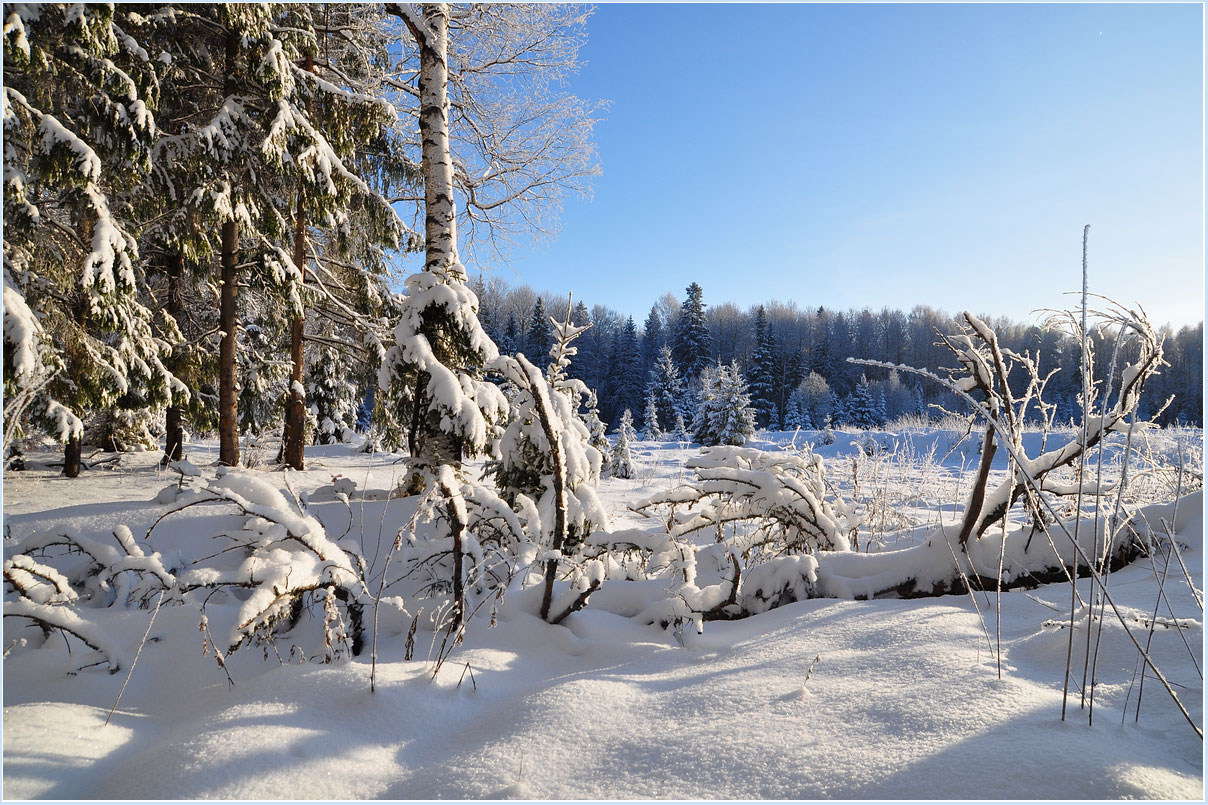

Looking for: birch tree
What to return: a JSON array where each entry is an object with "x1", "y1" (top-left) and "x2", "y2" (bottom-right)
[
  {"x1": 380, "y1": 2, "x2": 599, "y2": 481},
  {"x1": 380, "y1": 3, "x2": 506, "y2": 482},
  {"x1": 386, "y1": 3, "x2": 602, "y2": 263}
]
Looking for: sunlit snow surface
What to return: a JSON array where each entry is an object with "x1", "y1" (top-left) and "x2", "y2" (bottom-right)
[{"x1": 3, "y1": 428, "x2": 1203, "y2": 800}]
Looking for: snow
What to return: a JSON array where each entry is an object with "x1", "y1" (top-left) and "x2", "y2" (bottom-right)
[{"x1": 2, "y1": 428, "x2": 1202, "y2": 799}]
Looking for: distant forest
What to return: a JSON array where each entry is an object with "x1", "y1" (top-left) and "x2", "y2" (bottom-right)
[{"x1": 468, "y1": 274, "x2": 1205, "y2": 432}]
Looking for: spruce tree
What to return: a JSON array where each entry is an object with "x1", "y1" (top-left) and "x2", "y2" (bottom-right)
[
  {"x1": 308, "y1": 343, "x2": 361, "y2": 444},
  {"x1": 783, "y1": 395, "x2": 812, "y2": 430},
  {"x1": 692, "y1": 362, "x2": 756, "y2": 447},
  {"x1": 845, "y1": 374, "x2": 880, "y2": 429},
  {"x1": 606, "y1": 408, "x2": 637, "y2": 479},
  {"x1": 781, "y1": 347, "x2": 808, "y2": 426},
  {"x1": 567, "y1": 301, "x2": 593, "y2": 382},
  {"x1": 607, "y1": 316, "x2": 643, "y2": 426},
  {"x1": 640, "y1": 304, "x2": 664, "y2": 376},
  {"x1": 646, "y1": 345, "x2": 685, "y2": 433},
  {"x1": 748, "y1": 306, "x2": 778, "y2": 429},
  {"x1": 642, "y1": 390, "x2": 662, "y2": 440},
  {"x1": 671, "y1": 282, "x2": 712, "y2": 380},
  {"x1": 527, "y1": 296, "x2": 552, "y2": 359},
  {"x1": 2, "y1": 4, "x2": 182, "y2": 474},
  {"x1": 500, "y1": 313, "x2": 520, "y2": 355}
]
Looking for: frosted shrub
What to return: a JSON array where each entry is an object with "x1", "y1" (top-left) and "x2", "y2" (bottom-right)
[
  {"x1": 4, "y1": 471, "x2": 372, "y2": 673},
  {"x1": 636, "y1": 445, "x2": 851, "y2": 623},
  {"x1": 485, "y1": 312, "x2": 610, "y2": 623}
]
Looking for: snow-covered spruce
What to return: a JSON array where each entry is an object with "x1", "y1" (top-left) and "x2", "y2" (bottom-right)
[
  {"x1": 645, "y1": 345, "x2": 685, "y2": 439},
  {"x1": 3, "y1": 6, "x2": 186, "y2": 467},
  {"x1": 691, "y1": 361, "x2": 756, "y2": 447},
  {"x1": 487, "y1": 323, "x2": 609, "y2": 622},
  {"x1": 378, "y1": 259, "x2": 507, "y2": 479},
  {"x1": 307, "y1": 343, "x2": 361, "y2": 444},
  {"x1": 605, "y1": 408, "x2": 637, "y2": 479}
]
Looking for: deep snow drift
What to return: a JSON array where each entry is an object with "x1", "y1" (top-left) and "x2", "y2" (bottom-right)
[{"x1": 3, "y1": 428, "x2": 1203, "y2": 800}]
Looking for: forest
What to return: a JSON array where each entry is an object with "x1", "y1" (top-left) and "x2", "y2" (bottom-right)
[{"x1": 2, "y1": 3, "x2": 1203, "y2": 800}]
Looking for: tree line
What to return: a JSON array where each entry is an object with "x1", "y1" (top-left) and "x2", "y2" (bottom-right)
[{"x1": 470, "y1": 275, "x2": 1205, "y2": 435}]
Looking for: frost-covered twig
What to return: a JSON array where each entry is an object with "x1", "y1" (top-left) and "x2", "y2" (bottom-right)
[{"x1": 105, "y1": 590, "x2": 165, "y2": 725}]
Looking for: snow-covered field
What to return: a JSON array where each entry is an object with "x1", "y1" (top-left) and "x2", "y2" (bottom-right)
[{"x1": 3, "y1": 427, "x2": 1204, "y2": 800}]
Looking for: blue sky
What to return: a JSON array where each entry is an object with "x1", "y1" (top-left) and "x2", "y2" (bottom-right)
[{"x1": 470, "y1": 3, "x2": 1204, "y2": 328}]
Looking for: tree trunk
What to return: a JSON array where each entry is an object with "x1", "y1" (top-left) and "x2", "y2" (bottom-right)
[
  {"x1": 281, "y1": 53, "x2": 313, "y2": 471},
  {"x1": 218, "y1": 218, "x2": 240, "y2": 467},
  {"x1": 413, "y1": 4, "x2": 458, "y2": 275},
  {"x1": 957, "y1": 424, "x2": 996, "y2": 546},
  {"x1": 281, "y1": 203, "x2": 307, "y2": 470},
  {"x1": 393, "y1": 4, "x2": 464, "y2": 475},
  {"x1": 163, "y1": 406, "x2": 184, "y2": 465},
  {"x1": 217, "y1": 30, "x2": 241, "y2": 467},
  {"x1": 64, "y1": 432, "x2": 82, "y2": 478},
  {"x1": 162, "y1": 253, "x2": 185, "y2": 467}
]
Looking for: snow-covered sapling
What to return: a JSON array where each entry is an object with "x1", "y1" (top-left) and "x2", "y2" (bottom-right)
[{"x1": 606, "y1": 409, "x2": 637, "y2": 480}]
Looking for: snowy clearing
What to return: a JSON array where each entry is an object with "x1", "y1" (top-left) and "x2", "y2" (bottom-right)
[{"x1": 3, "y1": 428, "x2": 1204, "y2": 800}]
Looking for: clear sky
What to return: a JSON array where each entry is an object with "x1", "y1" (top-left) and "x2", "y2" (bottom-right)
[{"x1": 467, "y1": 2, "x2": 1204, "y2": 329}]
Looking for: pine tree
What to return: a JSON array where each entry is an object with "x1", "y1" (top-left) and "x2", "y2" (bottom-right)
[
  {"x1": 642, "y1": 390, "x2": 663, "y2": 440},
  {"x1": 748, "y1": 306, "x2": 778, "y2": 429},
  {"x1": 567, "y1": 301, "x2": 593, "y2": 382},
  {"x1": 237, "y1": 319, "x2": 289, "y2": 438},
  {"x1": 781, "y1": 347, "x2": 808, "y2": 426},
  {"x1": 308, "y1": 344, "x2": 361, "y2": 444},
  {"x1": 3, "y1": 5, "x2": 183, "y2": 473},
  {"x1": 526, "y1": 296, "x2": 552, "y2": 359},
  {"x1": 132, "y1": 6, "x2": 400, "y2": 467},
  {"x1": 670, "y1": 412, "x2": 690, "y2": 442},
  {"x1": 606, "y1": 408, "x2": 637, "y2": 479},
  {"x1": 606, "y1": 316, "x2": 643, "y2": 426},
  {"x1": 783, "y1": 395, "x2": 812, "y2": 430},
  {"x1": 692, "y1": 362, "x2": 756, "y2": 447},
  {"x1": 671, "y1": 282, "x2": 712, "y2": 381},
  {"x1": 582, "y1": 387, "x2": 610, "y2": 454},
  {"x1": 913, "y1": 384, "x2": 928, "y2": 420},
  {"x1": 500, "y1": 312, "x2": 519, "y2": 355},
  {"x1": 646, "y1": 345, "x2": 685, "y2": 436},
  {"x1": 879, "y1": 368, "x2": 914, "y2": 423},
  {"x1": 640, "y1": 304, "x2": 664, "y2": 376},
  {"x1": 845, "y1": 374, "x2": 880, "y2": 429}
]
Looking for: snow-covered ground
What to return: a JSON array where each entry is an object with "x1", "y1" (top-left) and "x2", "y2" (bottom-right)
[{"x1": 3, "y1": 427, "x2": 1204, "y2": 800}]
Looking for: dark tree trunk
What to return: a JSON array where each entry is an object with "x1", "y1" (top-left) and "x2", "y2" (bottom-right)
[
  {"x1": 64, "y1": 432, "x2": 82, "y2": 478},
  {"x1": 957, "y1": 424, "x2": 996, "y2": 546},
  {"x1": 218, "y1": 218, "x2": 240, "y2": 467},
  {"x1": 217, "y1": 30, "x2": 241, "y2": 467},
  {"x1": 281, "y1": 54, "x2": 313, "y2": 471},
  {"x1": 162, "y1": 253, "x2": 185, "y2": 467},
  {"x1": 448, "y1": 498, "x2": 464, "y2": 630},
  {"x1": 163, "y1": 406, "x2": 184, "y2": 465},
  {"x1": 281, "y1": 203, "x2": 307, "y2": 470}
]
